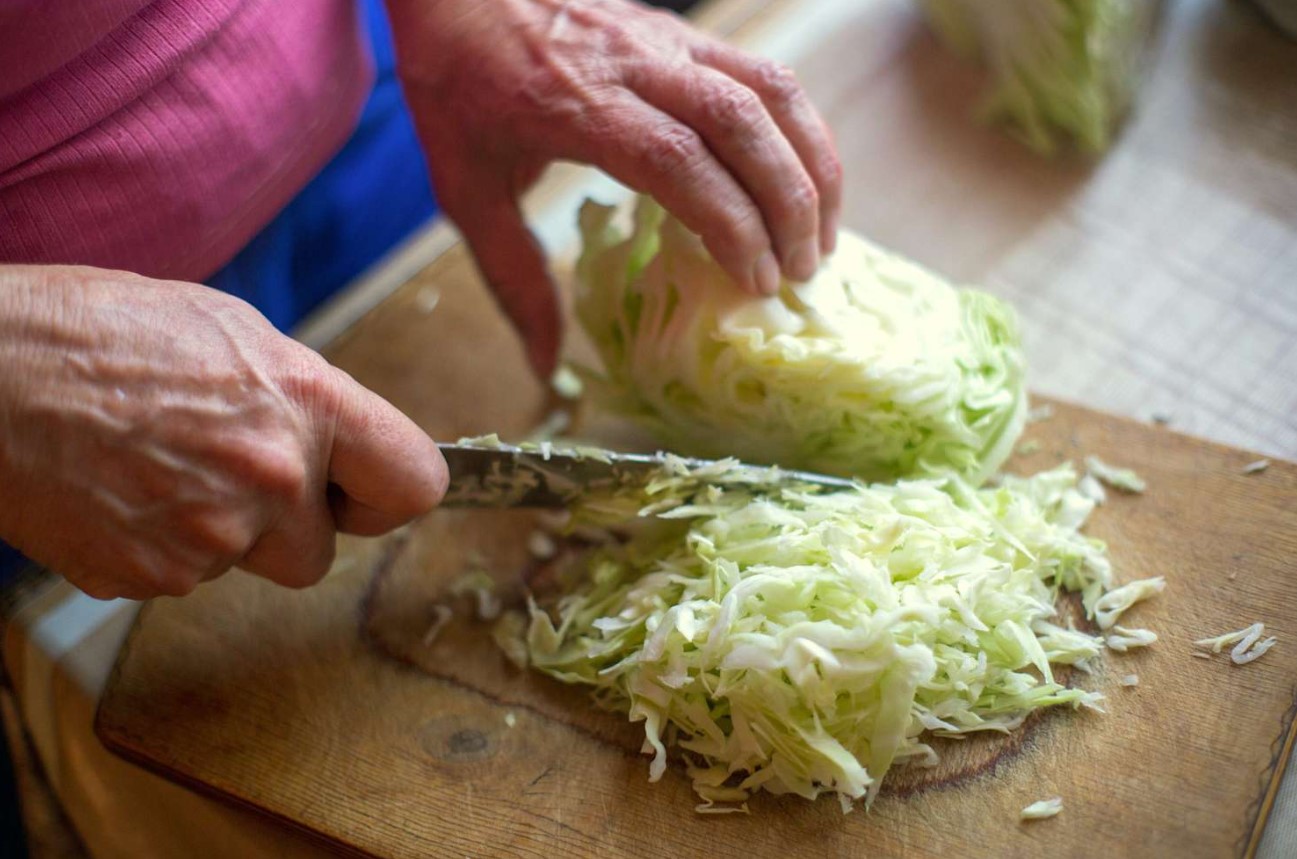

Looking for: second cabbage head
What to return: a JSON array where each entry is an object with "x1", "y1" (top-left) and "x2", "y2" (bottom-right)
[{"x1": 575, "y1": 196, "x2": 1027, "y2": 485}]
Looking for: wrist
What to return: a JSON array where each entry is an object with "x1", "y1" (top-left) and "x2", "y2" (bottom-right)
[
  {"x1": 0, "y1": 265, "x2": 53, "y2": 406},
  {"x1": 382, "y1": 0, "x2": 499, "y2": 85},
  {"x1": 0, "y1": 266, "x2": 47, "y2": 550}
]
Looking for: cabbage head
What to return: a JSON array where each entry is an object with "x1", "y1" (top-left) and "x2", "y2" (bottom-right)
[
  {"x1": 917, "y1": 0, "x2": 1161, "y2": 153},
  {"x1": 575, "y1": 196, "x2": 1026, "y2": 485}
]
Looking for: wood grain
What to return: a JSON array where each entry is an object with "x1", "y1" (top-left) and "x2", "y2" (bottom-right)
[{"x1": 96, "y1": 0, "x2": 1297, "y2": 855}]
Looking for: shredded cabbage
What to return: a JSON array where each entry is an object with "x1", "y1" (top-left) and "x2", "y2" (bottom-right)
[
  {"x1": 421, "y1": 605, "x2": 452, "y2": 648},
  {"x1": 575, "y1": 197, "x2": 1027, "y2": 485},
  {"x1": 1077, "y1": 473, "x2": 1107, "y2": 505},
  {"x1": 1020, "y1": 797, "x2": 1064, "y2": 820},
  {"x1": 1027, "y1": 403, "x2": 1055, "y2": 423},
  {"x1": 1105, "y1": 626, "x2": 1157, "y2": 652},
  {"x1": 1085, "y1": 456, "x2": 1147, "y2": 493},
  {"x1": 516, "y1": 458, "x2": 1129, "y2": 811},
  {"x1": 1092, "y1": 576, "x2": 1164, "y2": 630},
  {"x1": 1242, "y1": 459, "x2": 1270, "y2": 475},
  {"x1": 449, "y1": 570, "x2": 501, "y2": 621},
  {"x1": 1195, "y1": 623, "x2": 1277, "y2": 665},
  {"x1": 916, "y1": 0, "x2": 1160, "y2": 153}
]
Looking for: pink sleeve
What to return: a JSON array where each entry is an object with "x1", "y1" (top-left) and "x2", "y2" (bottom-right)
[{"x1": 0, "y1": 0, "x2": 374, "y2": 281}]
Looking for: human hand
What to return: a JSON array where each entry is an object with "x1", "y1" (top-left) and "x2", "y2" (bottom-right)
[
  {"x1": 0, "y1": 266, "x2": 447, "y2": 599},
  {"x1": 386, "y1": 0, "x2": 843, "y2": 377}
]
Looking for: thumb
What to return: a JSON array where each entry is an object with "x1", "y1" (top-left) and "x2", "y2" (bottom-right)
[
  {"x1": 448, "y1": 187, "x2": 562, "y2": 379},
  {"x1": 326, "y1": 369, "x2": 448, "y2": 536}
]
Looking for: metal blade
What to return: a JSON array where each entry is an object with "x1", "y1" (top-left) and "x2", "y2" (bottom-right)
[{"x1": 437, "y1": 442, "x2": 855, "y2": 509}]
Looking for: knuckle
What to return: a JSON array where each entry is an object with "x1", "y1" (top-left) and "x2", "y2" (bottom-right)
[
  {"x1": 704, "y1": 85, "x2": 765, "y2": 137},
  {"x1": 817, "y1": 151, "x2": 844, "y2": 189},
  {"x1": 754, "y1": 61, "x2": 801, "y2": 105},
  {"x1": 277, "y1": 348, "x2": 339, "y2": 411},
  {"x1": 640, "y1": 125, "x2": 706, "y2": 176},
  {"x1": 280, "y1": 557, "x2": 331, "y2": 590},
  {"x1": 304, "y1": 541, "x2": 338, "y2": 587},
  {"x1": 601, "y1": 21, "x2": 638, "y2": 54},
  {"x1": 248, "y1": 533, "x2": 336, "y2": 591},
  {"x1": 784, "y1": 177, "x2": 820, "y2": 218},
  {"x1": 177, "y1": 506, "x2": 252, "y2": 561},
  {"x1": 216, "y1": 436, "x2": 312, "y2": 508},
  {"x1": 251, "y1": 446, "x2": 311, "y2": 505},
  {"x1": 517, "y1": 63, "x2": 564, "y2": 112},
  {"x1": 154, "y1": 575, "x2": 200, "y2": 599}
]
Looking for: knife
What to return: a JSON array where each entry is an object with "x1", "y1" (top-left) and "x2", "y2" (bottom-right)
[{"x1": 437, "y1": 441, "x2": 857, "y2": 508}]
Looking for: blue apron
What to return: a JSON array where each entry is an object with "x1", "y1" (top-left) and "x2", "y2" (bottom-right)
[{"x1": 207, "y1": 0, "x2": 438, "y2": 329}]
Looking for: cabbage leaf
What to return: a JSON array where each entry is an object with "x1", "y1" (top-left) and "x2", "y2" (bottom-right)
[{"x1": 575, "y1": 197, "x2": 1027, "y2": 485}]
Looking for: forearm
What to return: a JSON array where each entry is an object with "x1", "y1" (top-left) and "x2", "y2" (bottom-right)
[{"x1": 0, "y1": 264, "x2": 109, "y2": 548}]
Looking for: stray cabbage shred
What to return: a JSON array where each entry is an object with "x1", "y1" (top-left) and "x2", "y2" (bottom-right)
[
  {"x1": 513, "y1": 455, "x2": 1133, "y2": 812},
  {"x1": 575, "y1": 196, "x2": 1027, "y2": 486},
  {"x1": 1020, "y1": 797, "x2": 1064, "y2": 820}
]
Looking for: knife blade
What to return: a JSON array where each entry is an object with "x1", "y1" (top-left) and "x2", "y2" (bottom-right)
[{"x1": 437, "y1": 441, "x2": 856, "y2": 509}]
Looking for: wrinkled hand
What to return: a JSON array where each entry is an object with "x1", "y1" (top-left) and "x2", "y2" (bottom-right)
[
  {"x1": 387, "y1": 0, "x2": 843, "y2": 376},
  {"x1": 0, "y1": 266, "x2": 447, "y2": 600}
]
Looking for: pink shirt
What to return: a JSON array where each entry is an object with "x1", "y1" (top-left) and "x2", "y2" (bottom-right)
[{"x1": 0, "y1": 0, "x2": 373, "y2": 281}]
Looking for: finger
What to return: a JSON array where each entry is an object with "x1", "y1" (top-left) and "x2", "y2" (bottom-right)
[
  {"x1": 441, "y1": 186, "x2": 563, "y2": 379},
  {"x1": 691, "y1": 44, "x2": 843, "y2": 255},
  {"x1": 626, "y1": 62, "x2": 820, "y2": 281},
  {"x1": 564, "y1": 92, "x2": 779, "y2": 295},
  {"x1": 239, "y1": 500, "x2": 338, "y2": 589},
  {"x1": 326, "y1": 369, "x2": 448, "y2": 536},
  {"x1": 327, "y1": 483, "x2": 405, "y2": 538},
  {"x1": 73, "y1": 574, "x2": 157, "y2": 602}
]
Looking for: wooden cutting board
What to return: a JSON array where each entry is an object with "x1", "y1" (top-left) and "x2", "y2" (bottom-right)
[
  {"x1": 96, "y1": 0, "x2": 1297, "y2": 856},
  {"x1": 95, "y1": 224, "x2": 1297, "y2": 858}
]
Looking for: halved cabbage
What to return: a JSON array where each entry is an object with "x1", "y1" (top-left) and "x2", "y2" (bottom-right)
[{"x1": 575, "y1": 197, "x2": 1027, "y2": 485}]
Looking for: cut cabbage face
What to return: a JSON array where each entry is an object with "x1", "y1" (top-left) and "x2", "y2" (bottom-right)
[
  {"x1": 518, "y1": 457, "x2": 1118, "y2": 811},
  {"x1": 917, "y1": 0, "x2": 1161, "y2": 153},
  {"x1": 575, "y1": 197, "x2": 1027, "y2": 485}
]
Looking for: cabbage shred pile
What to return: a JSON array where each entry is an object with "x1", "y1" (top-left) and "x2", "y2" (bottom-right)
[
  {"x1": 521, "y1": 458, "x2": 1121, "y2": 812},
  {"x1": 575, "y1": 197, "x2": 1026, "y2": 485}
]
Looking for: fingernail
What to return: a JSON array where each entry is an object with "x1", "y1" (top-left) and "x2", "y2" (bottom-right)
[
  {"x1": 753, "y1": 250, "x2": 781, "y2": 296},
  {"x1": 787, "y1": 238, "x2": 819, "y2": 282}
]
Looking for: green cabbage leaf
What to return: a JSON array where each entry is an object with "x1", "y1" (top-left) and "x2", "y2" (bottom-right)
[
  {"x1": 575, "y1": 197, "x2": 1027, "y2": 485},
  {"x1": 916, "y1": 0, "x2": 1160, "y2": 153}
]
